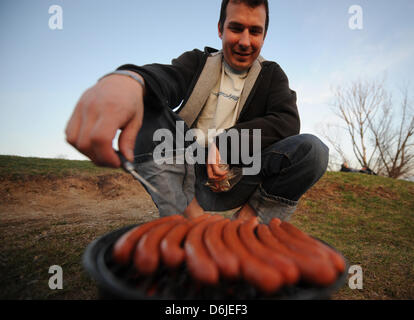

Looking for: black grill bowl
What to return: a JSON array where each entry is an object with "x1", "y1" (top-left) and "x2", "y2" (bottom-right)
[{"x1": 83, "y1": 224, "x2": 349, "y2": 300}]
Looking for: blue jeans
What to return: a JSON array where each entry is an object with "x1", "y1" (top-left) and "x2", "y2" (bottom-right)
[{"x1": 133, "y1": 108, "x2": 329, "y2": 223}]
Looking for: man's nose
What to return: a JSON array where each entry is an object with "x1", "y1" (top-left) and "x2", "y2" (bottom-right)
[{"x1": 238, "y1": 29, "x2": 251, "y2": 48}]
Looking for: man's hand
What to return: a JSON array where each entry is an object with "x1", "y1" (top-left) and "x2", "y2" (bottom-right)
[
  {"x1": 206, "y1": 143, "x2": 229, "y2": 191},
  {"x1": 65, "y1": 71, "x2": 144, "y2": 167}
]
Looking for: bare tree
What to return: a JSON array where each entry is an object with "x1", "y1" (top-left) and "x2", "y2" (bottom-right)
[
  {"x1": 368, "y1": 86, "x2": 414, "y2": 178},
  {"x1": 324, "y1": 78, "x2": 413, "y2": 179},
  {"x1": 319, "y1": 122, "x2": 350, "y2": 170}
]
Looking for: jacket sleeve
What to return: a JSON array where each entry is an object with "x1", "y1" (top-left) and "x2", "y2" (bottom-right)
[
  {"x1": 116, "y1": 49, "x2": 204, "y2": 111},
  {"x1": 215, "y1": 63, "x2": 300, "y2": 165}
]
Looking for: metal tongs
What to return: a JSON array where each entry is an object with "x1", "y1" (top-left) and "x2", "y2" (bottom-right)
[{"x1": 115, "y1": 150, "x2": 182, "y2": 213}]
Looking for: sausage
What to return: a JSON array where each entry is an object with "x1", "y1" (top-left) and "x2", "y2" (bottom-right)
[
  {"x1": 269, "y1": 218, "x2": 331, "y2": 261},
  {"x1": 160, "y1": 214, "x2": 212, "y2": 269},
  {"x1": 239, "y1": 217, "x2": 300, "y2": 285},
  {"x1": 112, "y1": 214, "x2": 185, "y2": 265},
  {"x1": 204, "y1": 218, "x2": 240, "y2": 280},
  {"x1": 184, "y1": 215, "x2": 223, "y2": 285},
  {"x1": 280, "y1": 221, "x2": 346, "y2": 273},
  {"x1": 222, "y1": 219, "x2": 284, "y2": 294},
  {"x1": 134, "y1": 219, "x2": 183, "y2": 275},
  {"x1": 188, "y1": 213, "x2": 212, "y2": 223},
  {"x1": 257, "y1": 224, "x2": 337, "y2": 286},
  {"x1": 160, "y1": 221, "x2": 192, "y2": 269}
]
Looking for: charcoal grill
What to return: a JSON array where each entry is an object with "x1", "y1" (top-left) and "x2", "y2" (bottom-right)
[{"x1": 83, "y1": 224, "x2": 349, "y2": 300}]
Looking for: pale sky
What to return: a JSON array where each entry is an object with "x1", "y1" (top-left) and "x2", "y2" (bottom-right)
[{"x1": 0, "y1": 0, "x2": 413, "y2": 167}]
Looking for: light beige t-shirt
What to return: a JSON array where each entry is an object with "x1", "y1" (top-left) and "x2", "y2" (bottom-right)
[{"x1": 194, "y1": 60, "x2": 248, "y2": 146}]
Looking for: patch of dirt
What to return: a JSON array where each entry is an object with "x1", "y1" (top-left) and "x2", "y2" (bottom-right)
[
  {"x1": 0, "y1": 173, "x2": 158, "y2": 228},
  {"x1": 373, "y1": 185, "x2": 400, "y2": 200},
  {"x1": 0, "y1": 173, "x2": 240, "y2": 300},
  {"x1": 301, "y1": 179, "x2": 400, "y2": 202},
  {"x1": 301, "y1": 180, "x2": 343, "y2": 201}
]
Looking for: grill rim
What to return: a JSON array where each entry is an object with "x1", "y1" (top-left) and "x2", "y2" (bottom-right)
[{"x1": 82, "y1": 223, "x2": 349, "y2": 300}]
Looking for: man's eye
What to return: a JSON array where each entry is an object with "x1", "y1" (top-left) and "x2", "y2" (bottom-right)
[
  {"x1": 230, "y1": 26, "x2": 244, "y2": 33},
  {"x1": 250, "y1": 28, "x2": 263, "y2": 35}
]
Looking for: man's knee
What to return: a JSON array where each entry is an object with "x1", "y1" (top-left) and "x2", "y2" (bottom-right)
[
  {"x1": 298, "y1": 134, "x2": 329, "y2": 174},
  {"x1": 261, "y1": 133, "x2": 329, "y2": 178}
]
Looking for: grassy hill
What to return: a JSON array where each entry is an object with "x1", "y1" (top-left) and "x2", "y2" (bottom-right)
[
  {"x1": 0, "y1": 155, "x2": 413, "y2": 299},
  {"x1": 0, "y1": 155, "x2": 120, "y2": 178}
]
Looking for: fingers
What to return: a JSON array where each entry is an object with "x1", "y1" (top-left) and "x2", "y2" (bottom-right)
[
  {"x1": 206, "y1": 142, "x2": 229, "y2": 183},
  {"x1": 206, "y1": 164, "x2": 228, "y2": 194},
  {"x1": 118, "y1": 109, "x2": 143, "y2": 162},
  {"x1": 68, "y1": 107, "x2": 121, "y2": 167},
  {"x1": 65, "y1": 95, "x2": 120, "y2": 167},
  {"x1": 212, "y1": 163, "x2": 228, "y2": 177},
  {"x1": 89, "y1": 116, "x2": 121, "y2": 167},
  {"x1": 65, "y1": 89, "x2": 92, "y2": 149},
  {"x1": 65, "y1": 104, "x2": 82, "y2": 147},
  {"x1": 206, "y1": 163, "x2": 226, "y2": 180},
  {"x1": 118, "y1": 120, "x2": 140, "y2": 162},
  {"x1": 208, "y1": 164, "x2": 228, "y2": 181},
  {"x1": 207, "y1": 142, "x2": 220, "y2": 165},
  {"x1": 65, "y1": 75, "x2": 144, "y2": 167},
  {"x1": 207, "y1": 142, "x2": 228, "y2": 179}
]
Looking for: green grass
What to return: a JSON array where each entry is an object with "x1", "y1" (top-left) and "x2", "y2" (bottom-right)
[
  {"x1": 0, "y1": 154, "x2": 120, "y2": 179},
  {"x1": 0, "y1": 156, "x2": 413, "y2": 299},
  {"x1": 291, "y1": 171, "x2": 414, "y2": 299}
]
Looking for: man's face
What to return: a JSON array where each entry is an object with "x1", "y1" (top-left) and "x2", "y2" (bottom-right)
[{"x1": 218, "y1": 2, "x2": 266, "y2": 72}]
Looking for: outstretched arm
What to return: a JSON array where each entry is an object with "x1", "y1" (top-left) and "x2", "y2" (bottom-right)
[{"x1": 65, "y1": 49, "x2": 204, "y2": 167}]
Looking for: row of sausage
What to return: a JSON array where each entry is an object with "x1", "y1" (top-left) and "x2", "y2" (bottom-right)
[{"x1": 112, "y1": 214, "x2": 346, "y2": 294}]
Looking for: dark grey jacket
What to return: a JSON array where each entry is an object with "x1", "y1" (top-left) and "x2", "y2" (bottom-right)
[{"x1": 118, "y1": 47, "x2": 300, "y2": 162}]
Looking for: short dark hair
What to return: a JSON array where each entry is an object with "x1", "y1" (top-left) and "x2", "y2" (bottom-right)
[{"x1": 219, "y1": 0, "x2": 269, "y2": 34}]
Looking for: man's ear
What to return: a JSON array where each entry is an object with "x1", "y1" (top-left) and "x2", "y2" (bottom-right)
[{"x1": 218, "y1": 21, "x2": 223, "y2": 39}]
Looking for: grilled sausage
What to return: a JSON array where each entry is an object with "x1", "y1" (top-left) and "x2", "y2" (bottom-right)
[
  {"x1": 269, "y1": 218, "x2": 331, "y2": 261},
  {"x1": 280, "y1": 221, "x2": 346, "y2": 273},
  {"x1": 160, "y1": 214, "x2": 211, "y2": 269},
  {"x1": 184, "y1": 215, "x2": 223, "y2": 285},
  {"x1": 204, "y1": 218, "x2": 240, "y2": 280},
  {"x1": 160, "y1": 221, "x2": 192, "y2": 269},
  {"x1": 257, "y1": 224, "x2": 337, "y2": 286},
  {"x1": 112, "y1": 214, "x2": 184, "y2": 265},
  {"x1": 134, "y1": 219, "x2": 183, "y2": 275},
  {"x1": 239, "y1": 217, "x2": 300, "y2": 285},
  {"x1": 222, "y1": 219, "x2": 284, "y2": 294},
  {"x1": 188, "y1": 213, "x2": 212, "y2": 223}
]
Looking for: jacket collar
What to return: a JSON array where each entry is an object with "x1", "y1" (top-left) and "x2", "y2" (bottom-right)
[{"x1": 178, "y1": 50, "x2": 265, "y2": 128}]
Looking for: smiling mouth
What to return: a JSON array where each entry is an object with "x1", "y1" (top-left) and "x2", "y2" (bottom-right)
[{"x1": 234, "y1": 52, "x2": 251, "y2": 57}]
